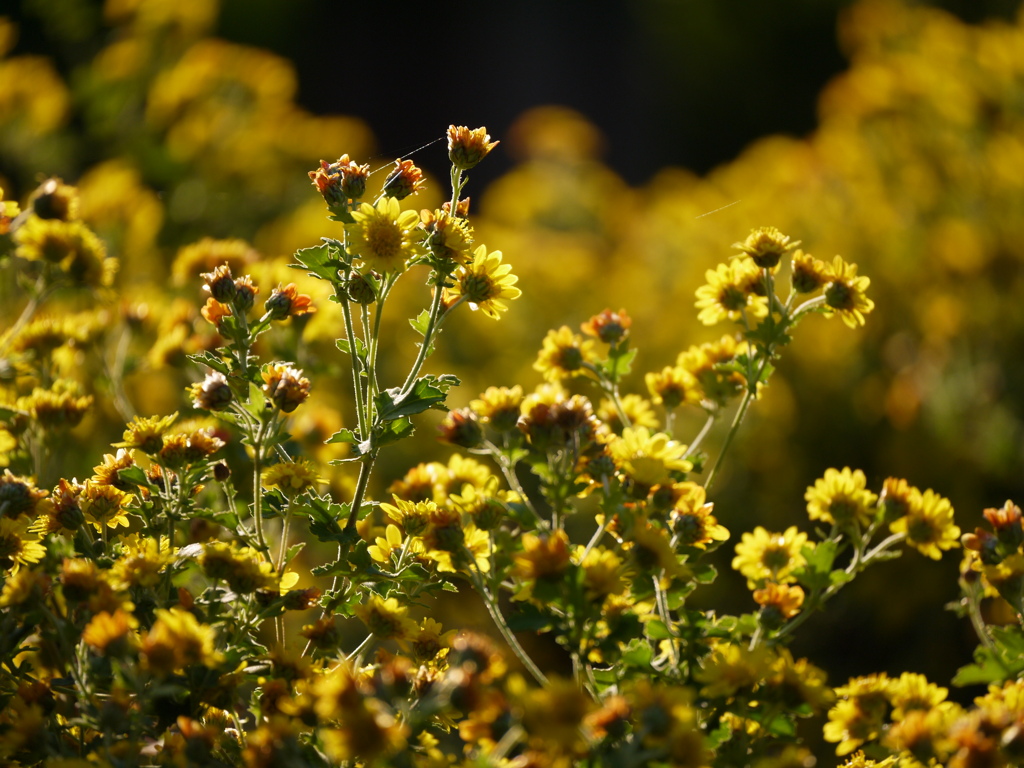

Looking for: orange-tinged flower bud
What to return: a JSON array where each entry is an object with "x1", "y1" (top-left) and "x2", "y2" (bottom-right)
[{"x1": 447, "y1": 126, "x2": 499, "y2": 171}]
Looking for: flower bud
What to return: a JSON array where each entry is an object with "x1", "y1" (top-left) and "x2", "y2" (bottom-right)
[
  {"x1": 232, "y1": 276, "x2": 258, "y2": 312},
  {"x1": 346, "y1": 272, "x2": 378, "y2": 305},
  {"x1": 201, "y1": 264, "x2": 237, "y2": 303},
  {"x1": 191, "y1": 371, "x2": 233, "y2": 411},
  {"x1": 437, "y1": 408, "x2": 483, "y2": 449},
  {"x1": 262, "y1": 363, "x2": 311, "y2": 413},
  {"x1": 447, "y1": 126, "x2": 499, "y2": 171},
  {"x1": 382, "y1": 159, "x2": 426, "y2": 200},
  {"x1": 29, "y1": 178, "x2": 79, "y2": 221}
]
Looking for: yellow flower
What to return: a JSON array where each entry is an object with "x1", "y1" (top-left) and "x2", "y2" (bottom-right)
[
  {"x1": 825, "y1": 674, "x2": 892, "y2": 756},
  {"x1": 0, "y1": 469, "x2": 51, "y2": 519},
  {"x1": 695, "y1": 258, "x2": 769, "y2": 326},
  {"x1": 732, "y1": 526, "x2": 809, "y2": 588},
  {"x1": 534, "y1": 325, "x2": 598, "y2": 382},
  {"x1": 446, "y1": 245, "x2": 522, "y2": 319},
  {"x1": 519, "y1": 676, "x2": 592, "y2": 753},
  {"x1": 380, "y1": 497, "x2": 436, "y2": 537},
  {"x1": 889, "y1": 488, "x2": 960, "y2": 560},
  {"x1": 598, "y1": 393, "x2": 659, "y2": 434},
  {"x1": 578, "y1": 546, "x2": 627, "y2": 600},
  {"x1": 822, "y1": 256, "x2": 874, "y2": 328},
  {"x1": 418, "y1": 208, "x2": 474, "y2": 264},
  {"x1": 13, "y1": 216, "x2": 116, "y2": 287},
  {"x1": 448, "y1": 125, "x2": 500, "y2": 170},
  {"x1": 805, "y1": 467, "x2": 878, "y2": 529},
  {"x1": 115, "y1": 412, "x2": 178, "y2": 454},
  {"x1": 886, "y1": 672, "x2": 947, "y2": 720},
  {"x1": 261, "y1": 458, "x2": 323, "y2": 496},
  {"x1": 109, "y1": 534, "x2": 175, "y2": 589},
  {"x1": 470, "y1": 385, "x2": 524, "y2": 432},
  {"x1": 200, "y1": 541, "x2": 279, "y2": 593},
  {"x1": 669, "y1": 485, "x2": 729, "y2": 549},
  {"x1": 645, "y1": 366, "x2": 701, "y2": 409},
  {"x1": 695, "y1": 641, "x2": 775, "y2": 698},
  {"x1": 141, "y1": 606, "x2": 223, "y2": 676},
  {"x1": 733, "y1": 226, "x2": 800, "y2": 269},
  {"x1": 608, "y1": 426, "x2": 691, "y2": 489},
  {"x1": 753, "y1": 582, "x2": 805, "y2": 623},
  {"x1": 0, "y1": 517, "x2": 46, "y2": 574},
  {"x1": 790, "y1": 250, "x2": 829, "y2": 293},
  {"x1": 677, "y1": 334, "x2": 748, "y2": 407},
  {"x1": 352, "y1": 594, "x2": 417, "y2": 641},
  {"x1": 81, "y1": 481, "x2": 133, "y2": 532},
  {"x1": 514, "y1": 530, "x2": 572, "y2": 581},
  {"x1": 345, "y1": 196, "x2": 423, "y2": 273},
  {"x1": 627, "y1": 517, "x2": 687, "y2": 577},
  {"x1": 82, "y1": 608, "x2": 139, "y2": 656},
  {"x1": 261, "y1": 363, "x2": 311, "y2": 413}
]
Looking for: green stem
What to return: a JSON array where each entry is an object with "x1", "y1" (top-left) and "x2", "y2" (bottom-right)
[
  {"x1": 398, "y1": 273, "x2": 446, "y2": 398},
  {"x1": 683, "y1": 412, "x2": 717, "y2": 459},
  {"x1": 338, "y1": 271, "x2": 368, "y2": 439},
  {"x1": 468, "y1": 564, "x2": 548, "y2": 686},
  {"x1": 0, "y1": 275, "x2": 49, "y2": 356}
]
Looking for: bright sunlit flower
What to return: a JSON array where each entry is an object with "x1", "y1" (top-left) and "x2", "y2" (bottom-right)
[
  {"x1": 262, "y1": 458, "x2": 323, "y2": 496},
  {"x1": 889, "y1": 488, "x2": 960, "y2": 560},
  {"x1": 534, "y1": 325, "x2": 598, "y2": 382},
  {"x1": 0, "y1": 517, "x2": 46, "y2": 574},
  {"x1": 695, "y1": 259, "x2": 769, "y2": 326},
  {"x1": 732, "y1": 526, "x2": 809, "y2": 588},
  {"x1": 805, "y1": 467, "x2": 878, "y2": 529},
  {"x1": 608, "y1": 426, "x2": 691, "y2": 489},
  {"x1": 732, "y1": 226, "x2": 800, "y2": 269},
  {"x1": 822, "y1": 256, "x2": 874, "y2": 328},
  {"x1": 447, "y1": 245, "x2": 521, "y2": 319},
  {"x1": 345, "y1": 196, "x2": 423, "y2": 273}
]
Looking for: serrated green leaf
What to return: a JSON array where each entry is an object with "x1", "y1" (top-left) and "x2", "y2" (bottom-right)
[
  {"x1": 795, "y1": 540, "x2": 839, "y2": 591},
  {"x1": 374, "y1": 374, "x2": 461, "y2": 422},
  {"x1": 303, "y1": 494, "x2": 351, "y2": 544},
  {"x1": 374, "y1": 416, "x2": 415, "y2": 447},
  {"x1": 186, "y1": 351, "x2": 231, "y2": 376},
  {"x1": 336, "y1": 337, "x2": 368, "y2": 361},
  {"x1": 292, "y1": 244, "x2": 344, "y2": 283},
  {"x1": 620, "y1": 640, "x2": 653, "y2": 668},
  {"x1": 409, "y1": 309, "x2": 431, "y2": 337},
  {"x1": 952, "y1": 644, "x2": 1024, "y2": 686},
  {"x1": 326, "y1": 428, "x2": 359, "y2": 445},
  {"x1": 117, "y1": 465, "x2": 152, "y2": 488}
]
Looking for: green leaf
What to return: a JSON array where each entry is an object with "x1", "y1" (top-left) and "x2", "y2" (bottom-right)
[
  {"x1": 336, "y1": 337, "x2": 368, "y2": 362},
  {"x1": 409, "y1": 309, "x2": 431, "y2": 337},
  {"x1": 374, "y1": 374, "x2": 461, "y2": 421},
  {"x1": 605, "y1": 347, "x2": 638, "y2": 378},
  {"x1": 117, "y1": 465, "x2": 153, "y2": 489},
  {"x1": 326, "y1": 428, "x2": 359, "y2": 445},
  {"x1": 186, "y1": 351, "x2": 231, "y2": 376},
  {"x1": 292, "y1": 244, "x2": 344, "y2": 283},
  {"x1": 303, "y1": 494, "x2": 351, "y2": 544},
  {"x1": 374, "y1": 416, "x2": 415, "y2": 447},
  {"x1": 283, "y1": 542, "x2": 306, "y2": 569},
  {"x1": 620, "y1": 639, "x2": 653, "y2": 669},
  {"x1": 795, "y1": 540, "x2": 838, "y2": 591},
  {"x1": 644, "y1": 619, "x2": 671, "y2": 641},
  {"x1": 953, "y1": 644, "x2": 1024, "y2": 686}
]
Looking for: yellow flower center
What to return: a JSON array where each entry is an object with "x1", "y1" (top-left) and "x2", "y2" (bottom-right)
[
  {"x1": 461, "y1": 273, "x2": 496, "y2": 303},
  {"x1": 366, "y1": 219, "x2": 403, "y2": 261}
]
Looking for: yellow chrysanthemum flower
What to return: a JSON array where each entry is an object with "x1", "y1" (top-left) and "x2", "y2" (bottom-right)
[
  {"x1": 645, "y1": 365, "x2": 701, "y2": 409},
  {"x1": 13, "y1": 217, "x2": 116, "y2": 287},
  {"x1": 822, "y1": 256, "x2": 875, "y2": 328},
  {"x1": 353, "y1": 594, "x2": 417, "y2": 640},
  {"x1": 109, "y1": 533, "x2": 176, "y2": 590},
  {"x1": 261, "y1": 458, "x2": 323, "y2": 496},
  {"x1": 80, "y1": 481, "x2": 133, "y2": 532},
  {"x1": 447, "y1": 245, "x2": 522, "y2": 319},
  {"x1": 695, "y1": 641, "x2": 775, "y2": 698},
  {"x1": 345, "y1": 196, "x2": 423, "y2": 274},
  {"x1": 608, "y1": 426, "x2": 691, "y2": 488},
  {"x1": 732, "y1": 526, "x2": 809, "y2": 588},
  {"x1": 533, "y1": 325, "x2": 598, "y2": 382},
  {"x1": 732, "y1": 226, "x2": 800, "y2": 269},
  {"x1": 0, "y1": 517, "x2": 46, "y2": 574},
  {"x1": 141, "y1": 606, "x2": 223, "y2": 676},
  {"x1": 805, "y1": 467, "x2": 878, "y2": 529},
  {"x1": 470, "y1": 385, "x2": 524, "y2": 432},
  {"x1": 695, "y1": 258, "x2": 770, "y2": 326},
  {"x1": 889, "y1": 488, "x2": 960, "y2": 560}
]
